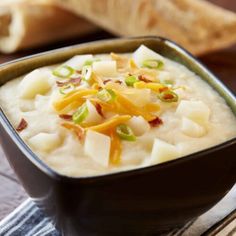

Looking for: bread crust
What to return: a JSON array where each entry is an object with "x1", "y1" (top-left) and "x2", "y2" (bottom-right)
[
  {"x1": 55, "y1": 0, "x2": 236, "y2": 55},
  {"x1": 0, "y1": 1, "x2": 96, "y2": 53}
]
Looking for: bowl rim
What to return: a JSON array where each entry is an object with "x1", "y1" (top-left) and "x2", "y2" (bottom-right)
[{"x1": 0, "y1": 36, "x2": 236, "y2": 182}]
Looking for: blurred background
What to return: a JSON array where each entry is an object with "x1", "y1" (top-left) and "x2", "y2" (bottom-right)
[
  {"x1": 0, "y1": 0, "x2": 236, "y2": 221},
  {"x1": 0, "y1": 0, "x2": 236, "y2": 88}
]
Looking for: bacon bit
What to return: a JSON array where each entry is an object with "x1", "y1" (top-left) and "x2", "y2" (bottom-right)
[
  {"x1": 56, "y1": 81, "x2": 66, "y2": 87},
  {"x1": 103, "y1": 79, "x2": 122, "y2": 85},
  {"x1": 59, "y1": 114, "x2": 72, "y2": 121},
  {"x1": 138, "y1": 75, "x2": 152, "y2": 83},
  {"x1": 70, "y1": 77, "x2": 82, "y2": 85},
  {"x1": 16, "y1": 118, "x2": 28, "y2": 132},
  {"x1": 163, "y1": 93, "x2": 174, "y2": 100},
  {"x1": 95, "y1": 102, "x2": 105, "y2": 118},
  {"x1": 103, "y1": 79, "x2": 112, "y2": 84},
  {"x1": 56, "y1": 77, "x2": 82, "y2": 87},
  {"x1": 159, "y1": 87, "x2": 169, "y2": 93},
  {"x1": 92, "y1": 83, "x2": 102, "y2": 90},
  {"x1": 62, "y1": 123, "x2": 85, "y2": 141},
  {"x1": 148, "y1": 117, "x2": 163, "y2": 127},
  {"x1": 115, "y1": 80, "x2": 122, "y2": 84}
]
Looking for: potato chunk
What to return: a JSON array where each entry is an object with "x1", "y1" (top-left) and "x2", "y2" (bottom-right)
[
  {"x1": 84, "y1": 130, "x2": 111, "y2": 167},
  {"x1": 133, "y1": 45, "x2": 164, "y2": 67},
  {"x1": 126, "y1": 116, "x2": 150, "y2": 136},
  {"x1": 150, "y1": 139, "x2": 179, "y2": 164},
  {"x1": 181, "y1": 117, "x2": 206, "y2": 138},
  {"x1": 93, "y1": 61, "x2": 117, "y2": 77},
  {"x1": 19, "y1": 69, "x2": 51, "y2": 99},
  {"x1": 64, "y1": 54, "x2": 93, "y2": 70},
  {"x1": 123, "y1": 88, "x2": 151, "y2": 107},
  {"x1": 176, "y1": 100, "x2": 210, "y2": 124},
  {"x1": 28, "y1": 133, "x2": 61, "y2": 152},
  {"x1": 84, "y1": 100, "x2": 102, "y2": 124}
]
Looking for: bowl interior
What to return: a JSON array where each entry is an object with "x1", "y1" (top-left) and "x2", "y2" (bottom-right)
[
  {"x1": 0, "y1": 36, "x2": 236, "y2": 180},
  {"x1": 0, "y1": 37, "x2": 235, "y2": 113}
]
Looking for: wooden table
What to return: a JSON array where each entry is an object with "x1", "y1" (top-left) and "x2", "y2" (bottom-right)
[{"x1": 0, "y1": 0, "x2": 236, "y2": 223}]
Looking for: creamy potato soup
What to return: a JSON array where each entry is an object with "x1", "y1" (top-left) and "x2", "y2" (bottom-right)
[{"x1": 1, "y1": 45, "x2": 236, "y2": 177}]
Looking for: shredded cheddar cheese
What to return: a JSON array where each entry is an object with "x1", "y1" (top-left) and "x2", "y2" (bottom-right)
[
  {"x1": 144, "y1": 103, "x2": 160, "y2": 113},
  {"x1": 129, "y1": 59, "x2": 138, "y2": 70},
  {"x1": 62, "y1": 123, "x2": 85, "y2": 141},
  {"x1": 53, "y1": 89, "x2": 97, "y2": 111},
  {"x1": 114, "y1": 90, "x2": 155, "y2": 121},
  {"x1": 111, "y1": 53, "x2": 128, "y2": 70},
  {"x1": 90, "y1": 98, "x2": 116, "y2": 111},
  {"x1": 86, "y1": 115, "x2": 131, "y2": 133},
  {"x1": 53, "y1": 50, "x2": 170, "y2": 167},
  {"x1": 92, "y1": 83, "x2": 101, "y2": 90},
  {"x1": 58, "y1": 101, "x2": 82, "y2": 114},
  {"x1": 134, "y1": 81, "x2": 165, "y2": 92},
  {"x1": 110, "y1": 131, "x2": 122, "y2": 165},
  {"x1": 91, "y1": 73, "x2": 104, "y2": 87}
]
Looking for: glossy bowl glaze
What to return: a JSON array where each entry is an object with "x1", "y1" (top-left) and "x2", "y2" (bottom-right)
[{"x1": 0, "y1": 37, "x2": 236, "y2": 236}]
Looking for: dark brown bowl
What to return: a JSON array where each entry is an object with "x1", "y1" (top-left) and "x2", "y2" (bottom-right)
[{"x1": 0, "y1": 37, "x2": 236, "y2": 235}]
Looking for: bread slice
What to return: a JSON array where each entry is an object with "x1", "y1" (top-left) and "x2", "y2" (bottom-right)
[
  {"x1": 54, "y1": 0, "x2": 236, "y2": 55},
  {"x1": 0, "y1": 0, "x2": 97, "y2": 53}
]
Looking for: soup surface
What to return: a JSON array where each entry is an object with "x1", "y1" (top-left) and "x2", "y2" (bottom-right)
[{"x1": 1, "y1": 45, "x2": 236, "y2": 177}]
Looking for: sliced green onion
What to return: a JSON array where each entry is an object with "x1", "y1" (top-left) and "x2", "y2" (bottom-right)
[
  {"x1": 72, "y1": 103, "x2": 88, "y2": 124},
  {"x1": 59, "y1": 83, "x2": 75, "y2": 95},
  {"x1": 161, "y1": 80, "x2": 174, "y2": 88},
  {"x1": 158, "y1": 90, "x2": 178, "y2": 103},
  {"x1": 83, "y1": 58, "x2": 101, "y2": 66},
  {"x1": 97, "y1": 89, "x2": 116, "y2": 103},
  {"x1": 116, "y1": 124, "x2": 136, "y2": 141},
  {"x1": 84, "y1": 60, "x2": 93, "y2": 66},
  {"x1": 163, "y1": 80, "x2": 174, "y2": 85},
  {"x1": 82, "y1": 66, "x2": 92, "y2": 82},
  {"x1": 142, "y1": 59, "x2": 164, "y2": 70},
  {"x1": 125, "y1": 75, "x2": 138, "y2": 86},
  {"x1": 53, "y1": 65, "x2": 74, "y2": 78}
]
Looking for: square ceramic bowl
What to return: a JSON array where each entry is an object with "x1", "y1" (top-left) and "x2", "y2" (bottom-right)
[{"x1": 0, "y1": 37, "x2": 236, "y2": 235}]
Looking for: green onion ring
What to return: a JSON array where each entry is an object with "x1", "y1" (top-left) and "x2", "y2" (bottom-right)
[
  {"x1": 82, "y1": 66, "x2": 92, "y2": 82},
  {"x1": 59, "y1": 83, "x2": 75, "y2": 95},
  {"x1": 72, "y1": 103, "x2": 89, "y2": 124},
  {"x1": 53, "y1": 65, "x2": 75, "y2": 78},
  {"x1": 158, "y1": 90, "x2": 178, "y2": 103},
  {"x1": 142, "y1": 59, "x2": 164, "y2": 70},
  {"x1": 83, "y1": 59, "x2": 101, "y2": 66},
  {"x1": 163, "y1": 80, "x2": 174, "y2": 85},
  {"x1": 83, "y1": 60, "x2": 93, "y2": 66},
  {"x1": 125, "y1": 75, "x2": 138, "y2": 86},
  {"x1": 97, "y1": 89, "x2": 116, "y2": 103},
  {"x1": 116, "y1": 124, "x2": 136, "y2": 141}
]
